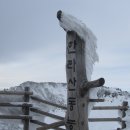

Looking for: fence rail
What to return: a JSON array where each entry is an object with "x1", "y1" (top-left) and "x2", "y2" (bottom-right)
[
  {"x1": 89, "y1": 99, "x2": 105, "y2": 102},
  {"x1": 30, "y1": 107, "x2": 64, "y2": 120},
  {"x1": 0, "y1": 115, "x2": 32, "y2": 120},
  {"x1": 0, "y1": 91, "x2": 33, "y2": 95},
  {"x1": 31, "y1": 96, "x2": 67, "y2": 110},
  {"x1": 0, "y1": 102, "x2": 32, "y2": 107},
  {"x1": 37, "y1": 121, "x2": 65, "y2": 130},
  {"x1": 93, "y1": 106, "x2": 129, "y2": 110}
]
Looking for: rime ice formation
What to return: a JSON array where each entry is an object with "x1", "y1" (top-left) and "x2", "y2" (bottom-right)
[{"x1": 58, "y1": 11, "x2": 99, "y2": 81}]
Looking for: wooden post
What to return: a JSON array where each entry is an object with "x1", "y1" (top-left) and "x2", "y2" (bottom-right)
[
  {"x1": 57, "y1": 11, "x2": 105, "y2": 130},
  {"x1": 65, "y1": 31, "x2": 105, "y2": 130},
  {"x1": 23, "y1": 87, "x2": 30, "y2": 130},
  {"x1": 30, "y1": 107, "x2": 64, "y2": 120},
  {"x1": 65, "y1": 31, "x2": 89, "y2": 130},
  {"x1": 121, "y1": 101, "x2": 128, "y2": 129}
]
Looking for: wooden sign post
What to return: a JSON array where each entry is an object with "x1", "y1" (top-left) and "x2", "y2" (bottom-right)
[
  {"x1": 57, "y1": 11, "x2": 105, "y2": 130},
  {"x1": 65, "y1": 31, "x2": 89, "y2": 130}
]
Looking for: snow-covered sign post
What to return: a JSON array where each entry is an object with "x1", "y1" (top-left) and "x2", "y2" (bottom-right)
[{"x1": 57, "y1": 10, "x2": 105, "y2": 130}]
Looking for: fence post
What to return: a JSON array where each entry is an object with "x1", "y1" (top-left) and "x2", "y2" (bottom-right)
[
  {"x1": 23, "y1": 87, "x2": 30, "y2": 130},
  {"x1": 117, "y1": 101, "x2": 128, "y2": 130},
  {"x1": 121, "y1": 101, "x2": 128, "y2": 129}
]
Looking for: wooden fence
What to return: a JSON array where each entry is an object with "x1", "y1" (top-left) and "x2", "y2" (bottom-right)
[
  {"x1": 92, "y1": 101, "x2": 129, "y2": 130},
  {"x1": 56, "y1": 10, "x2": 130, "y2": 130},
  {"x1": 34, "y1": 96, "x2": 129, "y2": 130},
  {"x1": 0, "y1": 87, "x2": 33, "y2": 130},
  {"x1": 30, "y1": 94, "x2": 129, "y2": 130},
  {"x1": 0, "y1": 87, "x2": 129, "y2": 130}
]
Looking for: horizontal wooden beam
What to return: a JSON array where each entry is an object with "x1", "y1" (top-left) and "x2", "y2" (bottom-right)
[
  {"x1": 31, "y1": 120, "x2": 65, "y2": 130},
  {"x1": 0, "y1": 91, "x2": 33, "y2": 95},
  {"x1": 31, "y1": 96, "x2": 67, "y2": 110},
  {"x1": 88, "y1": 117, "x2": 122, "y2": 122},
  {"x1": 93, "y1": 106, "x2": 129, "y2": 110},
  {"x1": 80, "y1": 78, "x2": 105, "y2": 97},
  {"x1": 31, "y1": 120, "x2": 47, "y2": 126},
  {"x1": 32, "y1": 117, "x2": 122, "y2": 127},
  {"x1": 37, "y1": 121, "x2": 65, "y2": 130},
  {"x1": 30, "y1": 107, "x2": 64, "y2": 120},
  {"x1": 0, "y1": 102, "x2": 32, "y2": 107},
  {"x1": 0, "y1": 115, "x2": 32, "y2": 120},
  {"x1": 89, "y1": 99, "x2": 105, "y2": 102}
]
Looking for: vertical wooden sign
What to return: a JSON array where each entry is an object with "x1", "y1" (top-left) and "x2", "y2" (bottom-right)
[{"x1": 65, "y1": 31, "x2": 89, "y2": 130}]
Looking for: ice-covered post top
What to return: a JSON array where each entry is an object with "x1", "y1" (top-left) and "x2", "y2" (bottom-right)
[
  {"x1": 57, "y1": 10, "x2": 105, "y2": 130},
  {"x1": 57, "y1": 10, "x2": 99, "y2": 80}
]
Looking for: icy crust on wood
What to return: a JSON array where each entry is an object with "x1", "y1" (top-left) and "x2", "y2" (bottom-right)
[{"x1": 58, "y1": 11, "x2": 99, "y2": 81}]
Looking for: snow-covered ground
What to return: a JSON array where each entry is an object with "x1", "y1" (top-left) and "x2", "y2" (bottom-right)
[{"x1": 0, "y1": 81, "x2": 129, "y2": 130}]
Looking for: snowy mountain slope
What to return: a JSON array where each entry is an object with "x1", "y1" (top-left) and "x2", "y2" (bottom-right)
[{"x1": 0, "y1": 81, "x2": 129, "y2": 130}]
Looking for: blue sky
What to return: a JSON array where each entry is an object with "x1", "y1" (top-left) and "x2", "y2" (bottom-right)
[{"x1": 0, "y1": 0, "x2": 130, "y2": 91}]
